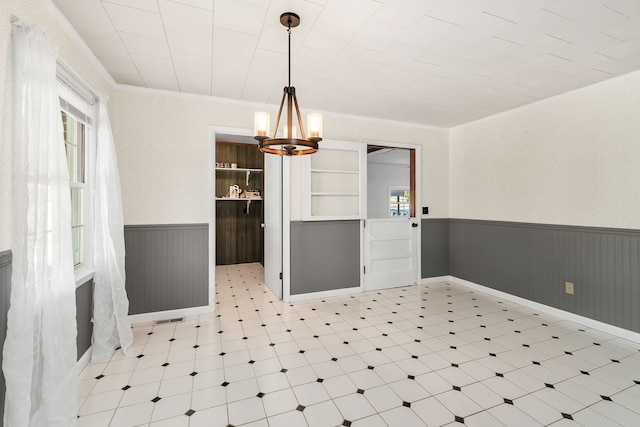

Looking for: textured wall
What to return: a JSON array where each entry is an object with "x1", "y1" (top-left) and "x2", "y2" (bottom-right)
[
  {"x1": 0, "y1": 0, "x2": 114, "y2": 252},
  {"x1": 290, "y1": 221, "x2": 361, "y2": 295},
  {"x1": 450, "y1": 71, "x2": 640, "y2": 229},
  {"x1": 450, "y1": 219, "x2": 640, "y2": 333},
  {"x1": 112, "y1": 90, "x2": 449, "y2": 226}
]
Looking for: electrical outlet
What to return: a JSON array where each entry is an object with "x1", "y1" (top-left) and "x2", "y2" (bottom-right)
[
  {"x1": 422, "y1": 207, "x2": 429, "y2": 215},
  {"x1": 565, "y1": 282, "x2": 574, "y2": 295}
]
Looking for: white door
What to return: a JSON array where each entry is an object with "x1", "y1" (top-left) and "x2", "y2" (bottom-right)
[
  {"x1": 364, "y1": 218, "x2": 419, "y2": 291},
  {"x1": 263, "y1": 153, "x2": 282, "y2": 298}
]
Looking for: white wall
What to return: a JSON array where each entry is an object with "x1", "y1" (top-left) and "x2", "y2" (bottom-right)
[
  {"x1": 0, "y1": 0, "x2": 114, "y2": 252},
  {"x1": 112, "y1": 89, "x2": 450, "y2": 225},
  {"x1": 367, "y1": 160, "x2": 410, "y2": 219},
  {"x1": 449, "y1": 70, "x2": 640, "y2": 229}
]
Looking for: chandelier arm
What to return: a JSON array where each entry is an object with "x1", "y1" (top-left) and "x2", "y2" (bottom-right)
[
  {"x1": 291, "y1": 89, "x2": 307, "y2": 140},
  {"x1": 287, "y1": 88, "x2": 293, "y2": 139},
  {"x1": 272, "y1": 88, "x2": 287, "y2": 140}
]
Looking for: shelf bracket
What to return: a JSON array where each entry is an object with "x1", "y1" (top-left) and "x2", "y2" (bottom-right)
[
  {"x1": 246, "y1": 199, "x2": 252, "y2": 214},
  {"x1": 246, "y1": 170, "x2": 251, "y2": 186}
]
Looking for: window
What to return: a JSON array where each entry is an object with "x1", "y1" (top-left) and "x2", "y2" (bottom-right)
[
  {"x1": 389, "y1": 187, "x2": 410, "y2": 217},
  {"x1": 58, "y1": 82, "x2": 94, "y2": 273}
]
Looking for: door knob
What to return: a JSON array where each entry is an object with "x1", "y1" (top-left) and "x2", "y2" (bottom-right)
[
  {"x1": 411, "y1": 223, "x2": 418, "y2": 228},
  {"x1": 261, "y1": 223, "x2": 266, "y2": 228}
]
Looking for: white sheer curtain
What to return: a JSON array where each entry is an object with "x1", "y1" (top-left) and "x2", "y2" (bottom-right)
[
  {"x1": 91, "y1": 97, "x2": 133, "y2": 362},
  {"x1": 3, "y1": 22, "x2": 78, "y2": 426}
]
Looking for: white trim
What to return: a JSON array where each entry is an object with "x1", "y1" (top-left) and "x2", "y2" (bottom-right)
[
  {"x1": 128, "y1": 306, "x2": 212, "y2": 325},
  {"x1": 289, "y1": 286, "x2": 362, "y2": 302},
  {"x1": 446, "y1": 276, "x2": 640, "y2": 344},
  {"x1": 419, "y1": 276, "x2": 450, "y2": 284},
  {"x1": 282, "y1": 157, "x2": 292, "y2": 303},
  {"x1": 76, "y1": 346, "x2": 92, "y2": 375}
]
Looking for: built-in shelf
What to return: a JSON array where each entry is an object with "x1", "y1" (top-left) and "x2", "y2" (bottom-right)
[
  {"x1": 215, "y1": 167, "x2": 262, "y2": 172},
  {"x1": 310, "y1": 169, "x2": 359, "y2": 174},
  {"x1": 215, "y1": 197, "x2": 262, "y2": 201},
  {"x1": 310, "y1": 193, "x2": 360, "y2": 197},
  {"x1": 216, "y1": 168, "x2": 262, "y2": 186},
  {"x1": 215, "y1": 197, "x2": 262, "y2": 214}
]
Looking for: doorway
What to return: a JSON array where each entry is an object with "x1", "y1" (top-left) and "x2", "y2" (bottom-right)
[
  {"x1": 364, "y1": 145, "x2": 420, "y2": 291},
  {"x1": 209, "y1": 129, "x2": 284, "y2": 305}
]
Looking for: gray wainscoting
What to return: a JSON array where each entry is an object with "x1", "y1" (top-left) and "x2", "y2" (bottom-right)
[
  {"x1": 449, "y1": 219, "x2": 640, "y2": 333},
  {"x1": 290, "y1": 221, "x2": 361, "y2": 295},
  {"x1": 421, "y1": 219, "x2": 449, "y2": 278},
  {"x1": 124, "y1": 224, "x2": 209, "y2": 315},
  {"x1": 76, "y1": 279, "x2": 94, "y2": 360},
  {"x1": 0, "y1": 250, "x2": 12, "y2": 423}
]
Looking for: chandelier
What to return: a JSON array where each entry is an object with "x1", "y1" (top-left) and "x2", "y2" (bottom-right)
[{"x1": 254, "y1": 12, "x2": 322, "y2": 156}]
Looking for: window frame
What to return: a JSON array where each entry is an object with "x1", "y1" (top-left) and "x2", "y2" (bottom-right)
[{"x1": 58, "y1": 81, "x2": 96, "y2": 287}]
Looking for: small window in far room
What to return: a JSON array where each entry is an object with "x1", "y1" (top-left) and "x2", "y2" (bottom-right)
[{"x1": 389, "y1": 187, "x2": 410, "y2": 218}]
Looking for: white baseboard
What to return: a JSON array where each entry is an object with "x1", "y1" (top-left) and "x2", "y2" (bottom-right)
[
  {"x1": 420, "y1": 276, "x2": 449, "y2": 285},
  {"x1": 289, "y1": 286, "x2": 362, "y2": 302},
  {"x1": 76, "y1": 346, "x2": 92, "y2": 375},
  {"x1": 446, "y1": 275, "x2": 640, "y2": 344},
  {"x1": 128, "y1": 305, "x2": 213, "y2": 325}
]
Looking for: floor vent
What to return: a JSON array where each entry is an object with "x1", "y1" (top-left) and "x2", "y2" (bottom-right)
[{"x1": 154, "y1": 317, "x2": 185, "y2": 325}]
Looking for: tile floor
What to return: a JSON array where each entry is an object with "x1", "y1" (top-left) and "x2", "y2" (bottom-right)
[{"x1": 77, "y1": 263, "x2": 640, "y2": 426}]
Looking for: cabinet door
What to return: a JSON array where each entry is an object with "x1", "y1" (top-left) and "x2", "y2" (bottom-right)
[{"x1": 302, "y1": 140, "x2": 366, "y2": 221}]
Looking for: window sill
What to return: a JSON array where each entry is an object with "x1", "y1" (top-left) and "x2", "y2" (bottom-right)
[{"x1": 75, "y1": 268, "x2": 94, "y2": 288}]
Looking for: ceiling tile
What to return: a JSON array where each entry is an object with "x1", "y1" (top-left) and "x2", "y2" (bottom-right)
[
  {"x1": 172, "y1": 52, "x2": 212, "y2": 94},
  {"x1": 131, "y1": 54, "x2": 180, "y2": 91},
  {"x1": 96, "y1": 55, "x2": 139, "y2": 76},
  {"x1": 316, "y1": 0, "x2": 381, "y2": 30},
  {"x1": 371, "y1": 0, "x2": 440, "y2": 28},
  {"x1": 166, "y1": 0, "x2": 214, "y2": 11},
  {"x1": 301, "y1": 22, "x2": 355, "y2": 53},
  {"x1": 102, "y1": 2, "x2": 165, "y2": 38},
  {"x1": 374, "y1": 42, "x2": 428, "y2": 68},
  {"x1": 213, "y1": 0, "x2": 267, "y2": 36},
  {"x1": 120, "y1": 33, "x2": 171, "y2": 59},
  {"x1": 483, "y1": 0, "x2": 554, "y2": 23},
  {"x1": 547, "y1": 5, "x2": 628, "y2": 43},
  {"x1": 212, "y1": 28, "x2": 258, "y2": 72},
  {"x1": 543, "y1": 0, "x2": 604, "y2": 20},
  {"x1": 399, "y1": 15, "x2": 460, "y2": 50},
  {"x1": 158, "y1": 0, "x2": 213, "y2": 36},
  {"x1": 81, "y1": 35, "x2": 129, "y2": 59},
  {"x1": 212, "y1": 67, "x2": 245, "y2": 99},
  {"x1": 351, "y1": 20, "x2": 404, "y2": 52},
  {"x1": 320, "y1": 45, "x2": 379, "y2": 83},
  {"x1": 605, "y1": 0, "x2": 640, "y2": 17},
  {"x1": 241, "y1": 49, "x2": 287, "y2": 102},
  {"x1": 427, "y1": 0, "x2": 500, "y2": 26},
  {"x1": 447, "y1": 12, "x2": 515, "y2": 47},
  {"x1": 601, "y1": 15, "x2": 640, "y2": 39},
  {"x1": 166, "y1": 30, "x2": 212, "y2": 57},
  {"x1": 53, "y1": 0, "x2": 120, "y2": 40},
  {"x1": 102, "y1": 0, "x2": 159, "y2": 13},
  {"x1": 497, "y1": 9, "x2": 570, "y2": 45}
]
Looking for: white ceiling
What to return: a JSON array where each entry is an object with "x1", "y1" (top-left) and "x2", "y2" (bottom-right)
[{"x1": 52, "y1": 0, "x2": 640, "y2": 127}]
